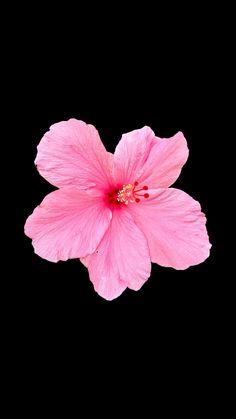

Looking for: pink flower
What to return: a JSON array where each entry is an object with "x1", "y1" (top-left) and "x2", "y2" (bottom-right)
[{"x1": 25, "y1": 119, "x2": 211, "y2": 300}]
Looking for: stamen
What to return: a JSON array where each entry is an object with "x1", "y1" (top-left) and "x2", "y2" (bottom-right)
[{"x1": 107, "y1": 181, "x2": 150, "y2": 206}]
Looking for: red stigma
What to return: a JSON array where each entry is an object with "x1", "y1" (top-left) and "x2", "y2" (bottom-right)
[{"x1": 106, "y1": 181, "x2": 150, "y2": 206}]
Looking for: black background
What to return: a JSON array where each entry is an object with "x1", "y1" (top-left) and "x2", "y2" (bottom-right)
[
  {"x1": 4, "y1": 7, "x2": 229, "y2": 414},
  {"x1": 11, "y1": 8, "x2": 222, "y2": 364}
]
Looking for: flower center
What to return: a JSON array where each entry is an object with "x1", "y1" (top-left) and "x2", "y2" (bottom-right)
[{"x1": 107, "y1": 181, "x2": 149, "y2": 206}]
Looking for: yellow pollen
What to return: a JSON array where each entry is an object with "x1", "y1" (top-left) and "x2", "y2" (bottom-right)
[
  {"x1": 116, "y1": 184, "x2": 134, "y2": 204},
  {"x1": 112, "y1": 182, "x2": 149, "y2": 205}
]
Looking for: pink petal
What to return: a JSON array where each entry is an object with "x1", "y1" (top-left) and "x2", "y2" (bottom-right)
[
  {"x1": 35, "y1": 119, "x2": 113, "y2": 190},
  {"x1": 24, "y1": 187, "x2": 112, "y2": 262},
  {"x1": 129, "y1": 188, "x2": 211, "y2": 270},
  {"x1": 114, "y1": 127, "x2": 188, "y2": 188},
  {"x1": 83, "y1": 209, "x2": 151, "y2": 300}
]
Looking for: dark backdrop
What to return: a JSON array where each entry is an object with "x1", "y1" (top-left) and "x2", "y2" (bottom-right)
[
  {"x1": 6, "y1": 7, "x2": 228, "y2": 414},
  {"x1": 12, "y1": 11, "x2": 220, "y2": 355}
]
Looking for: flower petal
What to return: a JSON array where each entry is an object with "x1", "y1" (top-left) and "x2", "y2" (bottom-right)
[
  {"x1": 114, "y1": 127, "x2": 188, "y2": 188},
  {"x1": 24, "y1": 188, "x2": 112, "y2": 262},
  {"x1": 83, "y1": 209, "x2": 151, "y2": 300},
  {"x1": 114, "y1": 126, "x2": 155, "y2": 185},
  {"x1": 35, "y1": 119, "x2": 113, "y2": 189},
  {"x1": 129, "y1": 188, "x2": 211, "y2": 269}
]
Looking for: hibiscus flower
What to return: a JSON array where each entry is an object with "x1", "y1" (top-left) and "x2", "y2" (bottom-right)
[{"x1": 25, "y1": 119, "x2": 211, "y2": 300}]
